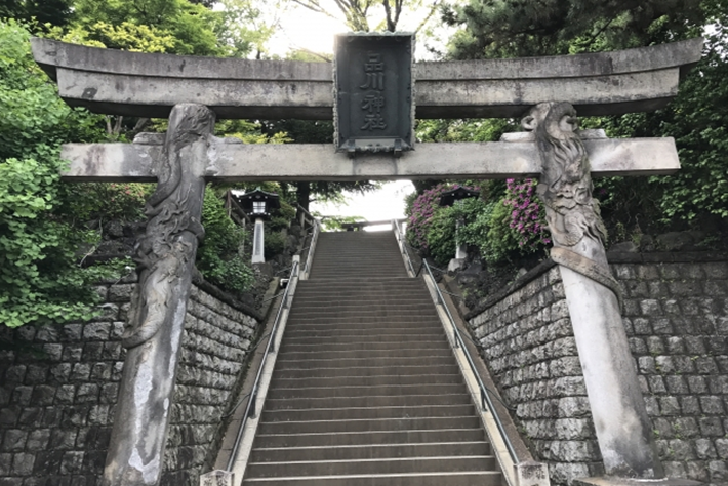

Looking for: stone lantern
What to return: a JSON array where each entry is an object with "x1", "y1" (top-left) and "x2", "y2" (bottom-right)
[
  {"x1": 234, "y1": 188, "x2": 280, "y2": 264},
  {"x1": 439, "y1": 186, "x2": 480, "y2": 271}
]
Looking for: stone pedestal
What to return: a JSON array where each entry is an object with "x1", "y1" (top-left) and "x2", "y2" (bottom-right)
[
  {"x1": 200, "y1": 470, "x2": 234, "y2": 486},
  {"x1": 515, "y1": 461, "x2": 551, "y2": 486}
]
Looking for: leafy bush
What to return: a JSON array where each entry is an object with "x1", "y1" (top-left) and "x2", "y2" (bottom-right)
[
  {"x1": 0, "y1": 20, "x2": 111, "y2": 328},
  {"x1": 426, "y1": 206, "x2": 458, "y2": 265},
  {"x1": 264, "y1": 230, "x2": 285, "y2": 257},
  {"x1": 197, "y1": 188, "x2": 254, "y2": 293},
  {"x1": 62, "y1": 183, "x2": 151, "y2": 223}
]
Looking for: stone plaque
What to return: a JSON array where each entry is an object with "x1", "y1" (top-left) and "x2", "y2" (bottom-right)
[{"x1": 334, "y1": 33, "x2": 414, "y2": 155}]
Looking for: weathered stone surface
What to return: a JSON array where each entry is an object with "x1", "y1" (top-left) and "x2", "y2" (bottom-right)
[
  {"x1": 60, "y1": 136, "x2": 681, "y2": 183},
  {"x1": 31, "y1": 37, "x2": 702, "y2": 119}
]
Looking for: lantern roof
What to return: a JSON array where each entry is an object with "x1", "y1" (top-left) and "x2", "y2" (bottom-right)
[
  {"x1": 233, "y1": 188, "x2": 281, "y2": 218},
  {"x1": 439, "y1": 186, "x2": 480, "y2": 207}
]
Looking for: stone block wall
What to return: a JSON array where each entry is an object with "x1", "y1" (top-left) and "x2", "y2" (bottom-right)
[
  {"x1": 468, "y1": 254, "x2": 728, "y2": 485},
  {"x1": 0, "y1": 277, "x2": 260, "y2": 486},
  {"x1": 469, "y1": 265, "x2": 604, "y2": 483},
  {"x1": 613, "y1": 255, "x2": 728, "y2": 483}
]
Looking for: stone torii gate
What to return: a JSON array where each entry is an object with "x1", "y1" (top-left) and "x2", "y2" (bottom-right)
[{"x1": 32, "y1": 37, "x2": 702, "y2": 486}]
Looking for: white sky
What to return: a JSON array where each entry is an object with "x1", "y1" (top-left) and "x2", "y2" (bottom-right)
[{"x1": 311, "y1": 180, "x2": 415, "y2": 225}]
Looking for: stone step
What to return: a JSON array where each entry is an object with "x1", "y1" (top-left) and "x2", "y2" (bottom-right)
[
  {"x1": 289, "y1": 304, "x2": 437, "y2": 315},
  {"x1": 292, "y1": 297, "x2": 433, "y2": 307},
  {"x1": 273, "y1": 364, "x2": 460, "y2": 379},
  {"x1": 241, "y1": 231, "x2": 500, "y2": 486},
  {"x1": 287, "y1": 311, "x2": 440, "y2": 322},
  {"x1": 261, "y1": 404, "x2": 475, "y2": 422},
  {"x1": 257, "y1": 415, "x2": 482, "y2": 435},
  {"x1": 245, "y1": 455, "x2": 496, "y2": 478},
  {"x1": 296, "y1": 277, "x2": 420, "y2": 287},
  {"x1": 252, "y1": 428, "x2": 487, "y2": 448},
  {"x1": 266, "y1": 383, "x2": 468, "y2": 400},
  {"x1": 249, "y1": 441, "x2": 491, "y2": 462},
  {"x1": 275, "y1": 347, "x2": 452, "y2": 362},
  {"x1": 270, "y1": 373, "x2": 463, "y2": 389},
  {"x1": 283, "y1": 320, "x2": 443, "y2": 331},
  {"x1": 278, "y1": 340, "x2": 450, "y2": 354},
  {"x1": 263, "y1": 393, "x2": 474, "y2": 411},
  {"x1": 283, "y1": 330, "x2": 444, "y2": 342},
  {"x1": 274, "y1": 355, "x2": 455, "y2": 370},
  {"x1": 242, "y1": 471, "x2": 501, "y2": 486},
  {"x1": 310, "y1": 273, "x2": 409, "y2": 280}
]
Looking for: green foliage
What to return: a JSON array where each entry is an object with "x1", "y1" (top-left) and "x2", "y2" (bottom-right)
[
  {"x1": 197, "y1": 188, "x2": 254, "y2": 293},
  {"x1": 442, "y1": 0, "x2": 728, "y2": 237},
  {"x1": 586, "y1": 16, "x2": 728, "y2": 232},
  {"x1": 319, "y1": 214, "x2": 366, "y2": 232},
  {"x1": 458, "y1": 198, "x2": 521, "y2": 263},
  {"x1": 442, "y1": 0, "x2": 704, "y2": 59},
  {"x1": 416, "y1": 118, "x2": 518, "y2": 143},
  {"x1": 268, "y1": 200, "x2": 296, "y2": 232},
  {"x1": 0, "y1": 0, "x2": 74, "y2": 30},
  {"x1": 264, "y1": 230, "x2": 285, "y2": 256},
  {"x1": 65, "y1": 0, "x2": 225, "y2": 55},
  {"x1": 0, "y1": 20, "x2": 111, "y2": 328},
  {"x1": 426, "y1": 205, "x2": 458, "y2": 265},
  {"x1": 61, "y1": 183, "x2": 151, "y2": 223}
]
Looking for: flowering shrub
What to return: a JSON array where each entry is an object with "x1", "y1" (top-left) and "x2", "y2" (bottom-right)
[
  {"x1": 406, "y1": 184, "x2": 478, "y2": 252},
  {"x1": 503, "y1": 178, "x2": 550, "y2": 248},
  {"x1": 406, "y1": 184, "x2": 451, "y2": 251},
  {"x1": 405, "y1": 179, "x2": 550, "y2": 265}
]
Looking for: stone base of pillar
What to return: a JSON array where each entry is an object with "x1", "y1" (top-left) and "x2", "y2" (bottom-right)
[
  {"x1": 515, "y1": 461, "x2": 550, "y2": 486},
  {"x1": 574, "y1": 478, "x2": 702, "y2": 486},
  {"x1": 448, "y1": 257, "x2": 465, "y2": 272},
  {"x1": 200, "y1": 470, "x2": 234, "y2": 486}
]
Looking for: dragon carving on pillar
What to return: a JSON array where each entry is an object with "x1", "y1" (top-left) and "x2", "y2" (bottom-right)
[
  {"x1": 523, "y1": 102, "x2": 622, "y2": 306},
  {"x1": 122, "y1": 105, "x2": 213, "y2": 349}
]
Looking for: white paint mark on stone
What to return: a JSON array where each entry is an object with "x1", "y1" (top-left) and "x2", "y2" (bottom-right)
[{"x1": 128, "y1": 447, "x2": 160, "y2": 484}]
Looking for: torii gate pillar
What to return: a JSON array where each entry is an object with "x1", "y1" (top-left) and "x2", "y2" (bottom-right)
[
  {"x1": 526, "y1": 102, "x2": 665, "y2": 480},
  {"x1": 102, "y1": 104, "x2": 214, "y2": 486}
]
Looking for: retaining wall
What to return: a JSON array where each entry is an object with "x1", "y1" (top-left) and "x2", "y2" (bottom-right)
[
  {"x1": 468, "y1": 253, "x2": 728, "y2": 485},
  {"x1": 0, "y1": 276, "x2": 260, "y2": 486}
]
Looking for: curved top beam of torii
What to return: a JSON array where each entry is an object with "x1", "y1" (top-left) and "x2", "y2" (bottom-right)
[{"x1": 32, "y1": 37, "x2": 702, "y2": 120}]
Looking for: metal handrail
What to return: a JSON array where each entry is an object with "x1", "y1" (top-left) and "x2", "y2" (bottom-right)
[
  {"x1": 302, "y1": 217, "x2": 321, "y2": 279},
  {"x1": 420, "y1": 257, "x2": 519, "y2": 465},
  {"x1": 392, "y1": 219, "x2": 416, "y2": 277},
  {"x1": 226, "y1": 259, "x2": 299, "y2": 471}
]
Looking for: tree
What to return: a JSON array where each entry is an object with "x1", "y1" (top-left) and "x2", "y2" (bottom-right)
[
  {"x1": 442, "y1": 0, "x2": 704, "y2": 59},
  {"x1": 288, "y1": 0, "x2": 440, "y2": 33},
  {"x1": 0, "y1": 0, "x2": 74, "y2": 31},
  {"x1": 68, "y1": 0, "x2": 225, "y2": 55}
]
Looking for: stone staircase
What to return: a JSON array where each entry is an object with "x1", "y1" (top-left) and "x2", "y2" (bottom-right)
[{"x1": 242, "y1": 231, "x2": 501, "y2": 485}]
